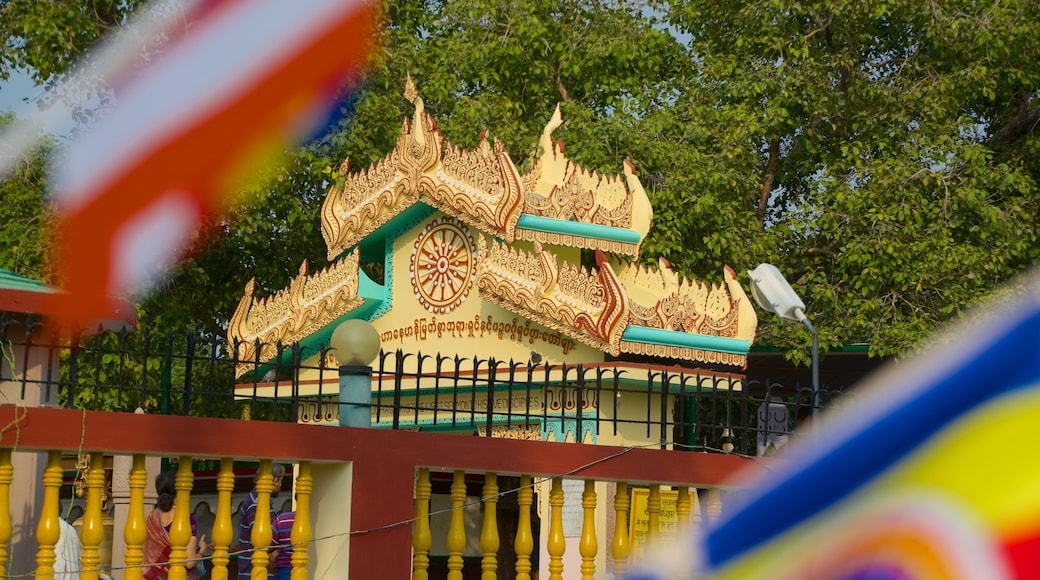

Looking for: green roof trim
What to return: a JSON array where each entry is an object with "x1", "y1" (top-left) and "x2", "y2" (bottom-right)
[
  {"x1": 622, "y1": 326, "x2": 751, "y2": 355},
  {"x1": 0, "y1": 268, "x2": 55, "y2": 294},
  {"x1": 516, "y1": 215, "x2": 642, "y2": 244}
]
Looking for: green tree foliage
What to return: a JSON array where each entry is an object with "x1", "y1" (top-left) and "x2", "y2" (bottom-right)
[
  {"x1": 0, "y1": 0, "x2": 145, "y2": 111},
  {"x1": 3, "y1": 0, "x2": 1040, "y2": 370},
  {"x1": 653, "y1": 0, "x2": 1040, "y2": 361},
  {"x1": 0, "y1": 112, "x2": 52, "y2": 281}
]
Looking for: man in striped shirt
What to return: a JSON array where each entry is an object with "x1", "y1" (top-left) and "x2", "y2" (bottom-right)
[
  {"x1": 238, "y1": 464, "x2": 285, "y2": 579},
  {"x1": 272, "y1": 510, "x2": 296, "y2": 579}
]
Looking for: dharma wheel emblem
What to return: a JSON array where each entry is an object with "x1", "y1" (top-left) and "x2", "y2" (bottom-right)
[{"x1": 410, "y1": 217, "x2": 476, "y2": 313}]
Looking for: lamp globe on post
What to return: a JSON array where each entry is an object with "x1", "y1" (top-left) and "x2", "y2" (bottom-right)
[
  {"x1": 329, "y1": 319, "x2": 381, "y2": 427},
  {"x1": 747, "y1": 264, "x2": 820, "y2": 418}
]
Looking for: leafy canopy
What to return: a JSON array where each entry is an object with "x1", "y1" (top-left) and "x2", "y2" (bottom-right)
[{"x1": 2, "y1": 0, "x2": 1039, "y2": 368}]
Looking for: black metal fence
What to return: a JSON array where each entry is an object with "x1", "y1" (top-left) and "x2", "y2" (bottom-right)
[{"x1": 0, "y1": 313, "x2": 850, "y2": 457}]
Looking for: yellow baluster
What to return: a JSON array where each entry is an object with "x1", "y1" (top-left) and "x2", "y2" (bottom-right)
[
  {"x1": 412, "y1": 468, "x2": 432, "y2": 580},
  {"x1": 646, "y1": 484, "x2": 661, "y2": 548},
  {"x1": 514, "y1": 475, "x2": 533, "y2": 580},
  {"x1": 706, "y1": 487, "x2": 722, "y2": 523},
  {"x1": 676, "y1": 486, "x2": 692, "y2": 534},
  {"x1": 80, "y1": 453, "x2": 106, "y2": 579},
  {"x1": 210, "y1": 458, "x2": 234, "y2": 580},
  {"x1": 693, "y1": 488, "x2": 703, "y2": 530},
  {"x1": 251, "y1": 459, "x2": 275, "y2": 580},
  {"x1": 612, "y1": 482, "x2": 630, "y2": 576},
  {"x1": 480, "y1": 472, "x2": 499, "y2": 580},
  {"x1": 168, "y1": 456, "x2": 194, "y2": 580},
  {"x1": 446, "y1": 470, "x2": 466, "y2": 580},
  {"x1": 123, "y1": 454, "x2": 147, "y2": 580},
  {"x1": 36, "y1": 450, "x2": 62, "y2": 578},
  {"x1": 547, "y1": 478, "x2": 565, "y2": 580},
  {"x1": 0, "y1": 448, "x2": 12, "y2": 576},
  {"x1": 580, "y1": 480, "x2": 597, "y2": 580},
  {"x1": 290, "y1": 461, "x2": 313, "y2": 580}
]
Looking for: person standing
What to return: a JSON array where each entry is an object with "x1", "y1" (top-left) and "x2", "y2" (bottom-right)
[
  {"x1": 271, "y1": 510, "x2": 295, "y2": 580},
  {"x1": 54, "y1": 516, "x2": 83, "y2": 579},
  {"x1": 237, "y1": 464, "x2": 284, "y2": 579},
  {"x1": 143, "y1": 471, "x2": 209, "y2": 579}
]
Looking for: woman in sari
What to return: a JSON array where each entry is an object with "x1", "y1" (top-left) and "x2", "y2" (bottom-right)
[{"x1": 142, "y1": 471, "x2": 210, "y2": 579}]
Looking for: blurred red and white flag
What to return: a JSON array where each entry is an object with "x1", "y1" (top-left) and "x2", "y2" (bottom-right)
[{"x1": 12, "y1": 0, "x2": 377, "y2": 327}]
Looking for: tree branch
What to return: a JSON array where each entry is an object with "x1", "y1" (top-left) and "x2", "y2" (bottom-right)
[
  {"x1": 555, "y1": 62, "x2": 569, "y2": 103},
  {"x1": 758, "y1": 137, "x2": 780, "y2": 229},
  {"x1": 989, "y1": 99, "x2": 1040, "y2": 149}
]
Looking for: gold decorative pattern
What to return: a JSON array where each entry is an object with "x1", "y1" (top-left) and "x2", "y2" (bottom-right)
[
  {"x1": 519, "y1": 105, "x2": 652, "y2": 257},
  {"x1": 618, "y1": 341, "x2": 748, "y2": 368},
  {"x1": 430, "y1": 134, "x2": 524, "y2": 240},
  {"x1": 615, "y1": 260, "x2": 757, "y2": 342},
  {"x1": 320, "y1": 77, "x2": 650, "y2": 260},
  {"x1": 409, "y1": 217, "x2": 476, "y2": 314},
  {"x1": 321, "y1": 149, "x2": 416, "y2": 261},
  {"x1": 477, "y1": 424, "x2": 543, "y2": 440},
  {"x1": 477, "y1": 237, "x2": 629, "y2": 355},
  {"x1": 234, "y1": 76, "x2": 758, "y2": 372},
  {"x1": 322, "y1": 75, "x2": 530, "y2": 259},
  {"x1": 227, "y1": 250, "x2": 364, "y2": 377}
]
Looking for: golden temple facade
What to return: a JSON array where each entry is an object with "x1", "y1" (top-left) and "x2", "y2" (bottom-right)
[{"x1": 228, "y1": 76, "x2": 757, "y2": 379}]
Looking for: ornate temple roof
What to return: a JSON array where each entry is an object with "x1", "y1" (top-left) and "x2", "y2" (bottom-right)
[
  {"x1": 228, "y1": 77, "x2": 757, "y2": 376},
  {"x1": 319, "y1": 74, "x2": 652, "y2": 261}
]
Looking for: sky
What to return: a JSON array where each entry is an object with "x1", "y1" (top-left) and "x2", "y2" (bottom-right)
[
  {"x1": 1, "y1": 67, "x2": 82, "y2": 143},
  {"x1": 0, "y1": 68, "x2": 40, "y2": 117}
]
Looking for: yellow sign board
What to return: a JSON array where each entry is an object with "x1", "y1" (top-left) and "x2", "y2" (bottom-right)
[{"x1": 628, "y1": 487, "x2": 681, "y2": 558}]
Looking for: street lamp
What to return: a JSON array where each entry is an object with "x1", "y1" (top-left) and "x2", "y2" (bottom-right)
[
  {"x1": 747, "y1": 263, "x2": 820, "y2": 418},
  {"x1": 329, "y1": 319, "x2": 381, "y2": 427}
]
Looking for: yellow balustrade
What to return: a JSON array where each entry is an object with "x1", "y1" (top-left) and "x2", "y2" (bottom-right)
[
  {"x1": 36, "y1": 450, "x2": 62, "y2": 578},
  {"x1": 81, "y1": 453, "x2": 106, "y2": 579},
  {"x1": 580, "y1": 480, "x2": 597, "y2": 580},
  {"x1": 0, "y1": 449, "x2": 12, "y2": 576},
  {"x1": 211, "y1": 458, "x2": 234, "y2": 580},
  {"x1": 612, "y1": 482, "x2": 630, "y2": 576},
  {"x1": 514, "y1": 474, "x2": 534, "y2": 580},
  {"x1": 676, "y1": 486, "x2": 692, "y2": 533},
  {"x1": 446, "y1": 470, "x2": 466, "y2": 580},
  {"x1": 290, "y1": 461, "x2": 313, "y2": 580},
  {"x1": 547, "y1": 477, "x2": 565, "y2": 580},
  {"x1": 646, "y1": 484, "x2": 661, "y2": 547},
  {"x1": 124, "y1": 454, "x2": 147, "y2": 580},
  {"x1": 0, "y1": 449, "x2": 740, "y2": 578},
  {"x1": 169, "y1": 456, "x2": 195, "y2": 580},
  {"x1": 251, "y1": 459, "x2": 275, "y2": 580},
  {"x1": 480, "y1": 472, "x2": 499, "y2": 580},
  {"x1": 412, "y1": 467, "x2": 432, "y2": 580}
]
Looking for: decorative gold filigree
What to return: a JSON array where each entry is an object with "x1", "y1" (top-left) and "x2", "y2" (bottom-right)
[
  {"x1": 519, "y1": 105, "x2": 652, "y2": 256},
  {"x1": 321, "y1": 149, "x2": 416, "y2": 261},
  {"x1": 618, "y1": 341, "x2": 749, "y2": 369},
  {"x1": 430, "y1": 134, "x2": 524, "y2": 240},
  {"x1": 615, "y1": 260, "x2": 757, "y2": 342},
  {"x1": 477, "y1": 238, "x2": 628, "y2": 354},
  {"x1": 228, "y1": 250, "x2": 364, "y2": 377},
  {"x1": 477, "y1": 424, "x2": 543, "y2": 440},
  {"x1": 409, "y1": 217, "x2": 476, "y2": 314},
  {"x1": 321, "y1": 76, "x2": 533, "y2": 258}
]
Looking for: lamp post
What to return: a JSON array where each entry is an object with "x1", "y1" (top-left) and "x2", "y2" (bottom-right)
[
  {"x1": 747, "y1": 263, "x2": 820, "y2": 418},
  {"x1": 329, "y1": 319, "x2": 381, "y2": 427}
]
